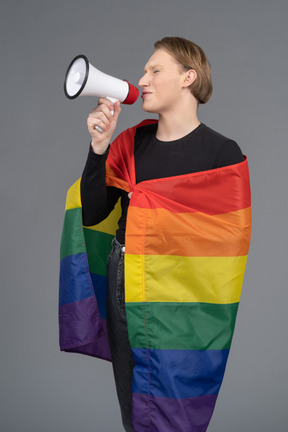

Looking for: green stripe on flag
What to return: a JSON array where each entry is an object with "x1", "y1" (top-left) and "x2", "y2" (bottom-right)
[
  {"x1": 126, "y1": 301, "x2": 238, "y2": 351},
  {"x1": 60, "y1": 208, "x2": 85, "y2": 260},
  {"x1": 83, "y1": 227, "x2": 114, "y2": 276},
  {"x1": 60, "y1": 208, "x2": 114, "y2": 277}
]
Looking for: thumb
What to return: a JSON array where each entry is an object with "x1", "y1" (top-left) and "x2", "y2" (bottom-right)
[{"x1": 113, "y1": 100, "x2": 121, "y2": 118}]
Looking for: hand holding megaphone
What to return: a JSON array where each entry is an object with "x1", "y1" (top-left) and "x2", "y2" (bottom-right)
[
  {"x1": 87, "y1": 98, "x2": 121, "y2": 154},
  {"x1": 64, "y1": 54, "x2": 139, "y2": 134},
  {"x1": 94, "y1": 96, "x2": 116, "y2": 133}
]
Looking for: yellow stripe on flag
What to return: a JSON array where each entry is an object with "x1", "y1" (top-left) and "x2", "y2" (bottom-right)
[
  {"x1": 125, "y1": 254, "x2": 247, "y2": 304},
  {"x1": 65, "y1": 178, "x2": 121, "y2": 236},
  {"x1": 65, "y1": 179, "x2": 81, "y2": 211},
  {"x1": 86, "y1": 200, "x2": 122, "y2": 235}
]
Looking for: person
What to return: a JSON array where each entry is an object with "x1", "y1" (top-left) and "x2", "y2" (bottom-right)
[{"x1": 78, "y1": 37, "x2": 247, "y2": 432}]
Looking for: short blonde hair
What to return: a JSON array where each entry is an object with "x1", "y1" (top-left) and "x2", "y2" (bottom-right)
[{"x1": 154, "y1": 36, "x2": 213, "y2": 104}]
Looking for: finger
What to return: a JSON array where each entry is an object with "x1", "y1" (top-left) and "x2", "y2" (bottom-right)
[
  {"x1": 87, "y1": 116, "x2": 110, "y2": 134},
  {"x1": 113, "y1": 101, "x2": 121, "y2": 116},
  {"x1": 90, "y1": 98, "x2": 114, "y2": 113},
  {"x1": 111, "y1": 101, "x2": 121, "y2": 123},
  {"x1": 98, "y1": 98, "x2": 115, "y2": 112},
  {"x1": 88, "y1": 110, "x2": 111, "y2": 128},
  {"x1": 93, "y1": 103, "x2": 114, "y2": 122}
]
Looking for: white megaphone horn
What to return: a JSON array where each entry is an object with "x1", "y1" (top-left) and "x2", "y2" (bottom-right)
[
  {"x1": 64, "y1": 55, "x2": 139, "y2": 132},
  {"x1": 64, "y1": 54, "x2": 139, "y2": 104}
]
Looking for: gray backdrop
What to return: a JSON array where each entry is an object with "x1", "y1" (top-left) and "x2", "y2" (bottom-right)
[{"x1": 1, "y1": 0, "x2": 287, "y2": 431}]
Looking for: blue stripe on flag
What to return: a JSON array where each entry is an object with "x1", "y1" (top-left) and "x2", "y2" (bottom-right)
[{"x1": 132, "y1": 348, "x2": 229, "y2": 399}]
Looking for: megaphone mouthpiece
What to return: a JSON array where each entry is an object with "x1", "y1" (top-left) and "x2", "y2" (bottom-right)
[
  {"x1": 122, "y1": 81, "x2": 139, "y2": 105},
  {"x1": 64, "y1": 54, "x2": 139, "y2": 104}
]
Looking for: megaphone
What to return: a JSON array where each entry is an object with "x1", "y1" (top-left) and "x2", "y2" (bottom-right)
[{"x1": 64, "y1": 54, "x2": 139, "y2": 104}]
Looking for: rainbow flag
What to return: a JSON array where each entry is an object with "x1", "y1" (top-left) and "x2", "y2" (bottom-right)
[{"x1": 59, "y1": 120, "x2": 251, "y2": 431}]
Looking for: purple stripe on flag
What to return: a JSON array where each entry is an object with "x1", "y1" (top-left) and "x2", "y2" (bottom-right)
[
  {"x1": 59, "y1": 296, "x2": 111, "y2": 361},
  {"x1": 132, "y1": 392, "x2": 218, "y2": 432},
  {"x1": 65, "y1": 328, "x2": 111, "y2": 361}
]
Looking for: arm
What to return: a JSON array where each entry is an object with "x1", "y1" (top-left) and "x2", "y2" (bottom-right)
[
  {"x1": 81, "y1": 98, "x2": 123, "y2": 226},
  {"x1": 80, "y1": 147, "x2": 123, "y2": 226}
]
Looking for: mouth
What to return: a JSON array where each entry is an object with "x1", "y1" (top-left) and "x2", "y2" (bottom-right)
[{"x1": 142, "y1": 92, "x2": 152, "y2": 99}]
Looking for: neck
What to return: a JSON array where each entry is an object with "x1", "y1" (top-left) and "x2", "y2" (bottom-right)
[{"x1": 156, "y1": 97, "x2": 200, "y2": 141}]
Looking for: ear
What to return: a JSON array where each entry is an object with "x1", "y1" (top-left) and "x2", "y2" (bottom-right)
[{"x1": 182, "y1": 69, "x2": 197, "y2": 87}]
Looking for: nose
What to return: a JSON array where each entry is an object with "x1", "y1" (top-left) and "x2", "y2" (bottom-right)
[{"x1": 138, "y1": 73, "x2": 148, "y2": 88}]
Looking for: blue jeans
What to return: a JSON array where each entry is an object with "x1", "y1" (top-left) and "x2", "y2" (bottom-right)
[{"x1": 106, "y1": 238, "x2": 135, "y2": 432}]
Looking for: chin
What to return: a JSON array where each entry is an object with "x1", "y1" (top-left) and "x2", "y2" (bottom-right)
[
  {"x1": 141, "y1": 102, "x2": 158, "y2": 114},
  {"x1": 142, "y1": 108, "x2": 157, "y2": 113}
]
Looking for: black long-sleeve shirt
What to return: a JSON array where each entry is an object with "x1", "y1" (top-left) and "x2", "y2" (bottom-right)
[{"x1": 81, "y1": 122, "x2": 244, "y2": 244}]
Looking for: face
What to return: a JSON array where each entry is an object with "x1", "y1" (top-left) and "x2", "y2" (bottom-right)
[{"x1": 138, "y1": 49, "x2": 188, "y2": 114}]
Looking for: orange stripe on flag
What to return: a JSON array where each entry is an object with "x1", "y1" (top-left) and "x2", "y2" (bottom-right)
[
  {"x1": 126, "y1": 206, "x2": 251, "y2": 257},
  {"x1": 106, "y1": 164, "x2": 130, "y2": 192}
]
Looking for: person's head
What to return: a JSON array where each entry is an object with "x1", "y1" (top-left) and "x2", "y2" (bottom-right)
[{"x1": 138, "y1": 36, "x2": 212, "y2": 113}]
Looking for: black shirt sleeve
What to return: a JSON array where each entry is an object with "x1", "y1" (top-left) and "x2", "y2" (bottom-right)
[
  {"x1": 80, "y1": 146, "x2": 122, "y2": 226},
  {"x1": 215, "y1": 140, "x2": 244, "y2": 168}
]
